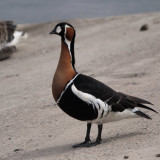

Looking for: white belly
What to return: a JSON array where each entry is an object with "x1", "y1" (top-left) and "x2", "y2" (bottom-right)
[{"x1": 89, "y1": 109, "x2": 139, "y2": 124}]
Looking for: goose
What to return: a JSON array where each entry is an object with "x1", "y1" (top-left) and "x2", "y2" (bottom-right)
[{"x1": 50, "y1": 22, "x2": 157, "y2": 147}]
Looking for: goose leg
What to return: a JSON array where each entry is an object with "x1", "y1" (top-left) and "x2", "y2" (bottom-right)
[
  {"x1": 73, "y1": 123, "x2": 103, "y2": 148},
  {"x1": 72, "y1": 123, "x2": 92, "y2": 148},
  {"x1": 84, "y1": 124, "x2": 103, "y2": 147},
  {"x1": 96, "y1": 124, "x2": 103, "y2": 143}
]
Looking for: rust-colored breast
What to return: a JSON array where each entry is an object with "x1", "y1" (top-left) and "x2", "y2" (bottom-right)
[{"x1": 52, "y1": 41, "x2": 76, "y2": 101}]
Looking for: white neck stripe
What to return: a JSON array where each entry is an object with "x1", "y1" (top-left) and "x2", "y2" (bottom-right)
[{"x1": 57, "y1": 74, "x2": 79, "y2": 103}]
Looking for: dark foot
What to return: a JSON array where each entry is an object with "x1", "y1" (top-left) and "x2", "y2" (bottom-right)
[
  {"x1": 86, "y1": 140, "x2": 101, "y2": 148},
  {"x1": 73, "y1": 139, "x2": 102, "y2": 148},
  {"x1": 72, "y1": 139, "x2": 91, "y2": 148}
]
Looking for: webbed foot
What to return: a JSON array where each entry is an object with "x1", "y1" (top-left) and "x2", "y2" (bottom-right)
[
  {"x1": 72, "y1": 139, "x2": 91, "y2": 148},
  {"x1": 73, "y1": 139, "x2": 102, "y2": 148}
]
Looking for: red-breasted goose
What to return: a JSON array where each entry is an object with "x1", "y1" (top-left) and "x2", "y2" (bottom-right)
[{"x1": 50, "y1": 22, "x2": 157, "y2": 148}]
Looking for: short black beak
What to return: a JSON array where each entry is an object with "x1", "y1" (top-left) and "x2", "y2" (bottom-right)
[{"x1": 50, "y1": 28, "x2": 57, "y2": 35}]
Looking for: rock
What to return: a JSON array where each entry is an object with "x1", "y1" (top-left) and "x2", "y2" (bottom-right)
[
  {"x1": 124, "y1": 155, "x2": 129, "y2": 159},
  {"x1": 14, "y1": 148, "x2": 23, "y2": 152},
  {"x1": 140, "y1": 24, "x2": 149, "y2": 31},
  {"x1": 0, "y1": 46, "x2": 16, "y2": 61},
  {"x1": 156, "y1": 154, "x2": 160, "y2": 157}
]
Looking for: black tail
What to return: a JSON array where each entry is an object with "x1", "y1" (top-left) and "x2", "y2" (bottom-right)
[
  {"x1": 137, "y1": 103, "x2": 158, "y2": 113},
  {"x1": 118, "y1": 92, "x2": 158, "y2": 119},
  {"x1": 134, "y1": 110, "x2": 152, "y2": 119},
  {"x1": 118, "y1": 92, "x2": 153, "y2": 105}
]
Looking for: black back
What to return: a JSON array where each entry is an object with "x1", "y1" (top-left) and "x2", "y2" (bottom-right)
[{"x1": 74, "y1": 74, "x2": 115, "y2": 101}]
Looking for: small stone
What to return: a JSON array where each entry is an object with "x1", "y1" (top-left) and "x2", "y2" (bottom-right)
[
  {"x1": 140, "y1": 24, "x2": 149, "y2": 31},
  {"x1": 14, "y1": 148, "x2": 23, "y2": 152},
  {"x1": 9, "y1": 137, "x2": 11, "y2": 140},
  {"x1": 156, "y1": 154, "x2": 160, "y2": 157},
  {"x1": 49, "y1": 135, "x2": 52, "y2": 137},
  {"x1": 124, "y1": 155, "x2": 129, "y2": 159}
]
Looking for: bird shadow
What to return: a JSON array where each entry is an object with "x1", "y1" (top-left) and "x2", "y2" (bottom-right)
[
  {"x1": 3, "y1": 131, "x2": 145, "y2": 160},
  {"x1": 2, "y1": 143, "x2": 74, "y2": 160},
  {"x1": 101, "y1": 131, "x2": 145, "y2": 144},
  {"x1": 72, "y1": 131, "x2": 145, "y2": 150}
]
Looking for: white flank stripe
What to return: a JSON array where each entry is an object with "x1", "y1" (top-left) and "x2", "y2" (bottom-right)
[
  {"x1": 71, "y1": 84, "x2": 110, "y2": 120},
  {"x1": 130, "y1": 107, "x2": 139, "y2": 113}
]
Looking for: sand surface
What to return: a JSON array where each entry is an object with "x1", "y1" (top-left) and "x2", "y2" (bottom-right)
[{"x1": 0, "y1": 12, "x2": 160, "y2": 160}]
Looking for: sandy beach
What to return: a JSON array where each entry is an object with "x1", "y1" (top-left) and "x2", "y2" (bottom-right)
[{"x1": 0, "y1": 12, "x2": 160, "y2": 160}]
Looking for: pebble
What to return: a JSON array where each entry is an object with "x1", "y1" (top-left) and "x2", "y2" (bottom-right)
[
  {"x1": 156, "y1": 154, "x2": 160, "y2": 157},
  {"x1": 124, "y1": 155, "x2": 129, "y2": 159},
  {"x1": 140, "y1": 24, "x2": 149, "y2": 31},
  {"x1": 14, "y1": 148, "x2": 23, "y2": 152}
]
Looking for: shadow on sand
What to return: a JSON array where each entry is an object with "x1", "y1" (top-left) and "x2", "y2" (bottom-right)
[{"x1": 2, "y1": 131, "x2": 145, "y2": 160}]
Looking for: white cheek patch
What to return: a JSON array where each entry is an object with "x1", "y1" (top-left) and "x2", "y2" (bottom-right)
[{"x1": 56, "y1": 26, "x2": 61, "y2": 33}]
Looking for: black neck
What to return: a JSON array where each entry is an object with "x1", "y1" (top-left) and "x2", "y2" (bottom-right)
[{"x1": 70, "y1": 33, "x2": 76, "y2": 71}]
